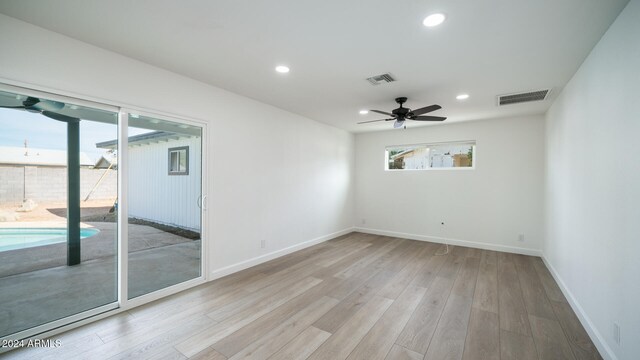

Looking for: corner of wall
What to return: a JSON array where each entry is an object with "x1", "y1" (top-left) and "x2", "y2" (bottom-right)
[{"x1": 540, "y1": 255, "x2": 618, "y2": 360}]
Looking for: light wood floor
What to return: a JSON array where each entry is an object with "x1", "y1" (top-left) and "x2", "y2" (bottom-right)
[{"x1": 3, "y1": 233, "x2": 601, "y2": 360}]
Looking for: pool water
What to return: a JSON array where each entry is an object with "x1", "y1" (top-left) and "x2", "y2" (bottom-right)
[{"x1": 0, "y1": 228, "x2": 100, "y2": 252}]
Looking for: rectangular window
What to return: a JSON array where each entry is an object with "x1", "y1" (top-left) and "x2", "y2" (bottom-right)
[
  {"x1": 168, "y1": 146, "x2": 189, "y2": 175},
  {"x1": 386, "y1": 141, "x2": 475, "y2": 170}
]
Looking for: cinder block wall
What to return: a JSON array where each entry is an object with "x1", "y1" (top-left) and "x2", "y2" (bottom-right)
[{"x1": 0, "y1": 166, "x2": 117, "y2": 204}]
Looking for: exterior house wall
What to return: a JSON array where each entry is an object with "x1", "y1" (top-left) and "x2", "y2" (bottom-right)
[
  {"x1": 403, "y1": 148, "x2": 428, "y2": 169},
  {"x1": 128, "y1": 136, "x2": 202, "y2": 231}
]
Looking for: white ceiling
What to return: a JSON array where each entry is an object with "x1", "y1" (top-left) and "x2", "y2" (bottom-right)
[{"x1": 0, "y1": 0, "x2": 629, "y2": 132}]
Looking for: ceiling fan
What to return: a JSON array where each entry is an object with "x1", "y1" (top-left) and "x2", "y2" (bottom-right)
[
  {"x1": 0, "y1": 96, "x2": 78, "y2": 122},
  {"x1": 358, "y1": 97, "x2": 446, "y2": 128}
]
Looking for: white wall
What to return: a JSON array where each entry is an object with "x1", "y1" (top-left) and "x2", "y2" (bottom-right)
[
  {"x1": 128, "y1": 136, "x2": 202, "y2": 231},
  {"x1": 0, "y1": 14, "x2": 355, "y2": 277},
  {"x1": 544, "y1": 1, "x2": 640, "y2": 359},
  {"x1": 355, "y1": 115, "x2": 544, "y2": 255}
]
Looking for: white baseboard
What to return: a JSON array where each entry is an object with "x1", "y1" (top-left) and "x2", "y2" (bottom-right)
[
  {"x1": 354, "y1": 227, "x2": 542, "y2": 256},
  {"x1": 209, "y1": 227, "x2": 355, "y2": 280},
  {"x1": 541, "y1": 256, "x2": 617, "y2": 360}
]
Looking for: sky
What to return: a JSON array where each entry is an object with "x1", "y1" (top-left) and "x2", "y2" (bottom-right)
[{"x1": 0, "y1": 108, "x2": 149, "y2": 162}]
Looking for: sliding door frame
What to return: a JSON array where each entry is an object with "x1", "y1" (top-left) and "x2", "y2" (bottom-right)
[
  {"x1": 119, "y1": 106, "x2": 208, "y2": 310},
  {"x1": 0, "y1": 81, "x2": 209, "y2": 347}
]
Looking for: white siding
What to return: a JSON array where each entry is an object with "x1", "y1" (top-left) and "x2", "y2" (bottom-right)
[
  {"x1": 128, "y1": 136, "x2": 201, "y2": 231},
  {"x1": 403, "y1": 148, "x2": 428, "y2": 169}
]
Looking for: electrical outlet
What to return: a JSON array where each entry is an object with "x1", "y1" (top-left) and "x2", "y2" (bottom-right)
[
  {"x1": 361, "y1": 219, "x2": 366, "y2": 225},
  {"x1": 613, "y1": 322, "x2": 620, "y2": 345},
  {"x1": 260, "y1": 239, "x2": 266, "y2": 249},
  {"x1": 518, "y1": 233, "x2": 525, "y2": 242}
]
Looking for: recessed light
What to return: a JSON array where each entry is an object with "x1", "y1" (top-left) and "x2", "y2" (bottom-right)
[
  {"x1": 359, "y1": 110, "x2": 369, "y2": 115},
  {"x1": 456, "y1": 94, "x2": 469, "y2": 100},
  {"x1": 423, "y1": 13, "x2": 446, "y2": 27},
  {"x1": 275, "y1": 65, "x2": 290, "y2": 73}
]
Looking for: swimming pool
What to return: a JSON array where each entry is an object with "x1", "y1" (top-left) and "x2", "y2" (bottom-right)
[{"x1": 0, "y1": 228, "x2": 100, "y2": 252}]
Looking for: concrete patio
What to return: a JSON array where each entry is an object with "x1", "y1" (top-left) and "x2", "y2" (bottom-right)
[{"x1": 0, "y1": 221, "x2": 201, "y2": 337}]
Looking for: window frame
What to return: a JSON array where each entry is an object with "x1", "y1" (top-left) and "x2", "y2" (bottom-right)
[
  {"x1": 385, "y1": 141, "x2": 476, "y2": 171},
  {"x1": 167, "y1": 146, "x2": 189, "y2": 175}
]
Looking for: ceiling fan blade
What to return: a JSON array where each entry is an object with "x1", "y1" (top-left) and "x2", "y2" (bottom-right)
[
  {"x1": 0, "y1": 97, "x2": 64, "y2": 111},
  {"x1": 357, "y1": 118, "x2": 394, "y2": 124},
  {"x1": 41, "y1": 110, "x2": 79, "y2": 123},
  {"x1": 33, "y1": 99, "x2": 65, "y2": 111},
  {"x1": 410, "y1": 104, "x2": 441, "y2": 116},
  {"x1": 370, "y1": 109, "x2": 395, "y2": 117},
  {"x1": 410, "y1": 115, "x2": 447, "y2": 121},
  {"x1": 393, "y1": 120, "x2": 405, "y2": 128}
]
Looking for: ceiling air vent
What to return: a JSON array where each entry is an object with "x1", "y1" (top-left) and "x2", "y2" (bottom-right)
[
  {"x1": 498, "y1": 89, "x2": 550, "y2": 106},
  {"x1": 366, "y1": 73, "x2": 395, "y2": 85}
]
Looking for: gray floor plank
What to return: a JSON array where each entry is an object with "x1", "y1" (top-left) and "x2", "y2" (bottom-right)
[
  {"x1": 2, "y1": 233, "x2": 601, "y2": 360},
  {"x1": 451, "y1": 256, "x2": 480, "y2": 298},
  {"x1": 313, "y1": 270, "x2": 395, "y2": 333},
  {"x1": 307, "y1": 296, "x2": 393, "y2": 360},
  {"x1": 472, "y1": 261, "x2": 498, "y2": 314},
  {"x1": 423, "y1": 294, "x2": 473, "y2": 360},
  {"x1": 550, "y1": 301, "x2": 602, "y2": 359},
  {"x1": 531, "y1": 257, "x2": 566, "y2": 303},
  {"x1": 500, "y1": 330, "x2": 538, "y2": 360},
  {"x1": 395, "y1": 275, "x2": 455, "y2": 354},
  {"x1": 347, "y1": 285, "x2": 426, "y2": 360},
  {"x1": 384, "y1": 345, "x2": 423, "y2": 360},
  {"x1": 175, "y1": 277, "x2": 322, "y2": 358},
  {"x1": 514, "y1": 255, "x2": 556, "y2": 320},
  {"x1": 462, "y1": 309, "x2": 499, "y2": 360},
  {"x1": 528, "y1": 314, "x2": 576, "y2": 360},
  {"x1": 188, "y1": 347, "x2": 227, "y2": 360},
  {"x1": 498, "y1": 261, "x2": 531, "y2": 336},
  {"x1": 268, "y1": 326, "x2": 331, "y2": 360},
  {"x1": 226, "y1": 296, "x2": 338, "y2": 360}
]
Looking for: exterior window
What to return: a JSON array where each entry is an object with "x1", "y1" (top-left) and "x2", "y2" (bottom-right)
[
  {"x1": 386, "y1": 141, "x2": 475, "y2": 170},
  {"x1": 168, "y1": 146, "x2": 189, "y2": 175}
]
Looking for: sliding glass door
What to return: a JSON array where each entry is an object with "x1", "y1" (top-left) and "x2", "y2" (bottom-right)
[
  {"x1": 0, "y1": 85, "x2": 206, "y2": 342},
  {"x1": 0, "y1": 88, "x2": 119, "y2": 338},
  {"x1": 124, "y1": 114, "x2": 202, "y2": 299}
]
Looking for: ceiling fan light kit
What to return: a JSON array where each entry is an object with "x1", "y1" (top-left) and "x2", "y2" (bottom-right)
[{"x1": 357, "y1": 97, "x2": 446, "y2": 128}]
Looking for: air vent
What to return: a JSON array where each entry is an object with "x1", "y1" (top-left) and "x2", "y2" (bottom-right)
[
  {"x1": 498, "y1": 89, "x2": 550, "y2": 106},
  {"x1": 366, "y1": 73, "x2": 395, "y2": 85}
]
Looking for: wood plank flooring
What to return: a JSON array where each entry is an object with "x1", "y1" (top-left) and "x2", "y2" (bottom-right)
[{"x1": 2, "y1": 233, "x2": 601, "y2": 360}]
